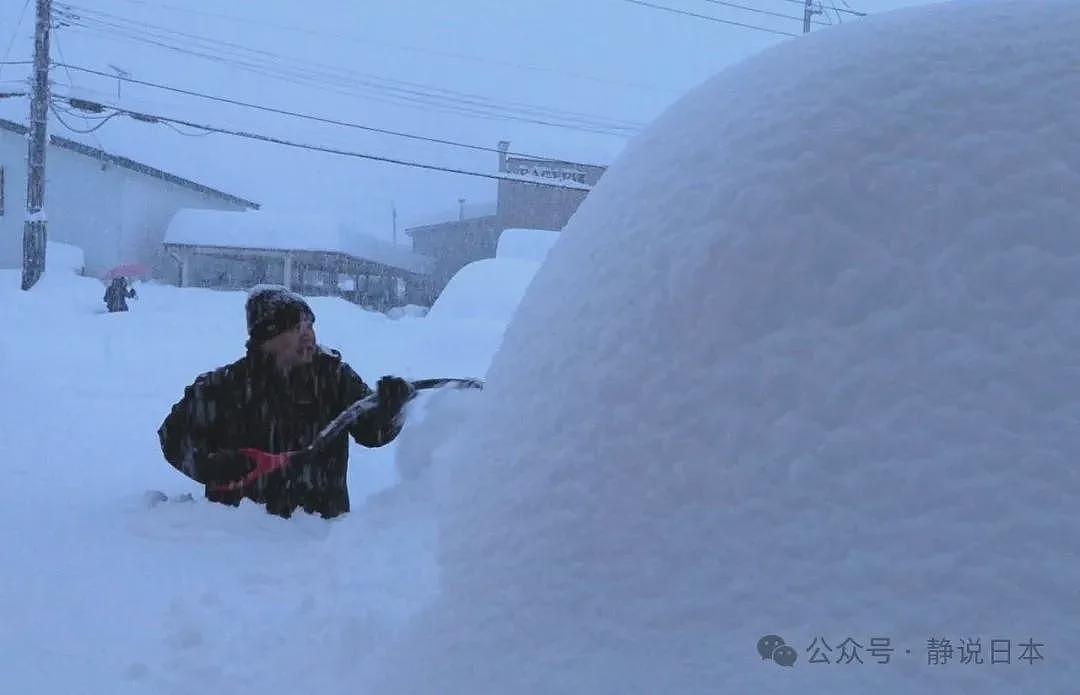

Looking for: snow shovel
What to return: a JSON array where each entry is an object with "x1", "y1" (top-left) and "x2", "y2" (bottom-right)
[{"x1": 208, "y1": 377, "x2": 484, "y2": 492}]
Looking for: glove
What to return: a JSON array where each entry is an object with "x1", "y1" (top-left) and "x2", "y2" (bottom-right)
[{"x1": 376, "y1": 375, "x2": 413, "y2": 418}]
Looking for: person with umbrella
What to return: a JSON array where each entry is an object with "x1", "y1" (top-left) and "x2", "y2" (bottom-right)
[{"x1": 104, "y1": 275, "x2": 137, "y2": 312}]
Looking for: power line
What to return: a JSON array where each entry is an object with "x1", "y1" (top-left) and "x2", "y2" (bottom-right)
[
  {"x1": 825, "y1": 0, "x2": 842, "y2": 24},
  {"x1": 55, "y1": 4, "x2": 642, "y2": 134},
  {"x1": 0, "y1": 0, "x2": 32, "y2": 81},
  {"x1": 54, "y1": 63, "x2": 577, "y2": 163},
  {"x1": 61, "y1": 20, "x2": 636, "y2": 136},
  {"x1": 159, "y1": 119, "x2": 213, "y2": 137},
  {"x1": 773, "y1": 0, "x2": 865, "y2": 17},
  {"x1": 620, "y1": 0, "x2": 798, "y2": 37},
  {"x1": 49, "y1": 101, "x2": 117, "y2": 132},
  {"x1": 697, "y1": 0, "x2": 828, "y2": 26},
  {"x1": 59, "y1": 19, "x2": 638, "y2": 136},
  {"x1": 100, "y1": 0, "x2": 674, "y2": 95},
  {"x1": 51, "y1": 94, "x2": 597, "y2": 190},
  {"x1": 51, "y1": 29, "x2": 106, "y2": 148}
]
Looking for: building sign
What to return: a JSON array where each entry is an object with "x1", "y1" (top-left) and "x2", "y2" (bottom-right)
[{"x1": 510, "y1": 162, "x2": 588, "y2": 185}]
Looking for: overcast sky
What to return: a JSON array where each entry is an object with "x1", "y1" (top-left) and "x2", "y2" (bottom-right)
[{"x1": 0, "y1": 0, "x2": 939, "y2": 241}]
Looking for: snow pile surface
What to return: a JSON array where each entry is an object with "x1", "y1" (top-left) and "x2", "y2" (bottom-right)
[
  {"x1": 370, "y1": 1, "x2": 1080, "y2": 693},
  {"x1": 45, "y1": 241, "x2": 86, "y2": 274},
  {"x1": 387, "y1": 304, "x2": 429, "y2": 320},
  {"x1": 495, "y1": 227, "x2": 560, "y2": 262},
  {"x1": 426, "y1": 257, "x2": 541, "y2": 324}
]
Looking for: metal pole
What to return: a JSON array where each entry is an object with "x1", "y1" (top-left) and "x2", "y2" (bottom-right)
[
  {"x1": 803, "y1": 0, "x2": 819, "y2": 33},
  {"x1": 22, "y1": 0, "x2": 51, "y2": 290}
]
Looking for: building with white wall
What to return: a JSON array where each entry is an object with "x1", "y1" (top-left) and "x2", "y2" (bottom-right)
[{"x1": 0, "y1": 118, "x2": 258, "y2": 278}]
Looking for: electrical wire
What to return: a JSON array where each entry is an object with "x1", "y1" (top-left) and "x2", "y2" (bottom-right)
[
  {"x1": 0, "y1": 0, "x2": 32, "y2": 81},
  {"x1": 51, "y1": 30, "x2": 107, "y2": 148},
  {"x1": 697, "y1": 0, "x2": 828, "y2": 26},
  {"x1": 160, "y1": 119, "x2": 212, "y2": 137},
  {"x1": 55, "y1": 5, "x2": 642, "y2": 133},
  {"x1": 620, "y1": 0, "x2": 798, "y2": 36},
  {"x1": 772, "y1": 0, "x2": 865, "y2": 17},
  {"x1": 97, "y1": 0, "x2": 674, "y2": 95},
  {"x1": 49, "y1": 101, "x2": 118, "y2": 132},
  {"x1": 58, "y1": 20, "x2": 637, "y2": 136},
  {"x1": 54, "y1": 63, "x2": 583, "y2": 163},
  {"x1": 51, "y1": 94, "x2": 598, "y2": 190}
]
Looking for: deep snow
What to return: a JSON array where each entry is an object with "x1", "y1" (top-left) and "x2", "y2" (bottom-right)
[
  {"x1": 367, "y1": 1, "x2": 1080, "y2": 693},
  {"x1": 0, "y1": 252, "x2": 513, "y2": 693},
  {"x1": 3, "y1": 1, "x2": 1079, "y2": 693}
]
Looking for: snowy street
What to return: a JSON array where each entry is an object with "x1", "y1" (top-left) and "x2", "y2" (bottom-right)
[{"x1": 0, "y1": 266, "x2": 491, "y2": 693}]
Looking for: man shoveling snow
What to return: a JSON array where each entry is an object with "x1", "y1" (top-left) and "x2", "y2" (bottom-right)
[{"x1": 157, "y1": 285, "x2": 413, "y2": 519}]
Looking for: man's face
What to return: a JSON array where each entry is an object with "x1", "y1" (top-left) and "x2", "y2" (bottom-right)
[{"x1": 262, "y1": 318, "x2": 316, "y2": 370}]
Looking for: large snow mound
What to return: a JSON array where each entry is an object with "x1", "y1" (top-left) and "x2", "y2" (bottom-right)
[{"x1": 370, "y1": 1, "x2": 1080, "y2": 693}]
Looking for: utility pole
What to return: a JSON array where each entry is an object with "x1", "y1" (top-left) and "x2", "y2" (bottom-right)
[
  {"x1": 392, "y1": 202, "x2": 398, "y2": 245},
  {"x1": 803, "y1": 0, "x2": 822, "y2": 33},
  {"x1": 108, "y1": 64, "x2": 129, "y2": 102},
  {"x1": 22, "y1": 0, "x2": 51, "y2": 290}
]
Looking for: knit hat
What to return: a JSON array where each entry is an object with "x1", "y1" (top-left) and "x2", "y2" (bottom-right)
[{"x1": 245, "y1": 285, "x2": 315, "y2": 345}]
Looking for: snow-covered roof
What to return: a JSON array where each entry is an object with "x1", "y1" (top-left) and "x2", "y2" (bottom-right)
[
  {"x1": 164, "y1": 209, "x2": 433, "y2": 275},
  {"x1": 401, "y1": 200, "x2": 498, "y2": 231},
  {"x1": 0, "y1": 118, "x2": 259, "y2": 210}
]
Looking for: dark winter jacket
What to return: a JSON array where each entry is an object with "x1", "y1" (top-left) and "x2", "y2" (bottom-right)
[
  {"x1": 104, "y1": 278, "x2": 136, "y2": 312},
  {"x1": 157, "y1": 347, "x2": 400, "y2": 518}
]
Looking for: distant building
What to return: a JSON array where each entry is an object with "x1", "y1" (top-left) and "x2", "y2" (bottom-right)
[
  {"x1": 162, "y1": 209, "x2": 433, "y2": 312},
  {"x1": 406, "y1": 141, "x2": 606, "y2": 301},
  {"x1": 406, "y1": 200, "x2": 501, "y2": 302},
  {"x1": 496, "y1": 145, "x2": 607, "y2": 232},
  {"x1": 0, "y1": 118, "x2": 257, "y2": 278}
]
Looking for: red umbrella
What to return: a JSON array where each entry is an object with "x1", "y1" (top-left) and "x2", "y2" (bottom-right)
[{"x1": 104, "y1": 263, "x2": 148, "y2": 282}]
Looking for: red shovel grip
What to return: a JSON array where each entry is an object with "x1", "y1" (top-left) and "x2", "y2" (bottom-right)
[{"x1": 209, "y1": 448, "x2": 292, "y2": 492}]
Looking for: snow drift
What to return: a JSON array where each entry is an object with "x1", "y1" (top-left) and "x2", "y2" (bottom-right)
[
  {"x1": 425, "y1": 257, "x2": 541, "y2": 324},
  {"x1": 371, "y1": 1, "x2": 1080, "y2": 693},
  {"x1": 46, "y1": 241, "x2": 85, "y2": 275},
  {"x1": 0, "y1": 264, "x2": 507, "y2": 693},
  {"x1": 495, "y1": 227, "x2": 560, "y2": 262}
]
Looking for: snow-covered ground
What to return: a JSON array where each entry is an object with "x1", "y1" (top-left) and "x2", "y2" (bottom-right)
[
  {"x1": 0, "y1": 251, "x2": 511, "y2": 694},
  {"x1": 4, "y1": 1, "x2": 1080, "y2": 693}
]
